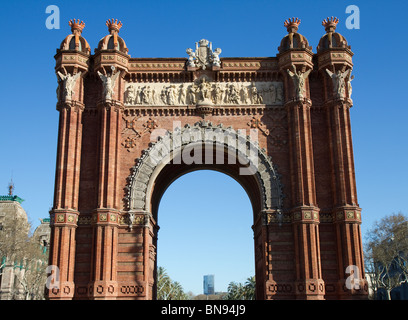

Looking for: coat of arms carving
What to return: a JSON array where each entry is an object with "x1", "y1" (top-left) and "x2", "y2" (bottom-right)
[{"x1": 186, "y1": 39, "x2": 221, "y2": 70}]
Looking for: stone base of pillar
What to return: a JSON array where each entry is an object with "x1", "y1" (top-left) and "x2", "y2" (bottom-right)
[
  {"x1": 265, "y1": 280, "x2": 296, "y2": 300},
  {"x1": 88, "y1": 280, "x2": 118, "y2": 300},
  {"x1": 336, "y1": 278, "x2": 369, "y2": 300},
  {"x1": 46, "y1": 281, "x2": 75, "y2": 300},
  {"x1": 295, "y1": 279, "x2": 325, "y2": 300}
]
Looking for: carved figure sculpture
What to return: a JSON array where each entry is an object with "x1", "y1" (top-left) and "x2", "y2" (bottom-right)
[
  {"x1": 98, "y1": 69, "x2": 120, "y2": 100},
  {"x1": 240, "y1": 85, "x2": 249, "y2": 104},
  {"x1": 286, "y1": 65, "x2": 311, "y2": 99},
  {"x1": 186, "y1": 39, "x2": 222, "y2": 70},
  {"x1": 347, "y1": 74, "x2": 354, "y2": 98},
  {"x1": 57, "y1": 71, "x2": 81, "y2": 101},
  {"x1": 167, "y1": 85, "x2": 177, "y2": 105},
  {"x1": 197, "y1": 77, "x2": 212, "y2": 103},
  {"x1": 325, "y1": 68, "x2": 351, "y2": 99},
  {"x1": 125, "y1": 86, "x2": 135, "y2": 104},
  {"x1": 186, "y1": 48, "x2": 196, "y2": 67},
  {"x1": 228, "y1": 84, "x2": 240, "y2": 104},
  {"x1": 178, "y1": 84, "x2": 186, "y2": 104},
  {"x1": 250, "y1": 83, "x2": 263, "y2": 104},
  {"x1": 276, "y1": 83, "x2": 284, "y2": 102},
  {"x1": 269, "y1": 84, "x2": 276, "y2": 104},
  {"x1": 142, "y1": 86, "x2": 153, "y2": 104},
  {"x1": 212, "y1": 48, "x2": 222, "y2": 67},
  {"x1": 123, "y1": 81, "x2": 284, "y2": 106},
  {"x1": 213, "y1": 84, "x2": 224, "y2": 104},
  {"x1": 187, "y1": 84, "x2": 198, "y2": 104}
]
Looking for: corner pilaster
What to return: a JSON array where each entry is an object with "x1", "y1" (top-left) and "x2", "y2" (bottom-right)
[
  {"x1": 316, "y1": 17, "x2": 367, "y2": 299},
  {"x1": 87, "y1": 209, "x2": 120, "y2": 299}
]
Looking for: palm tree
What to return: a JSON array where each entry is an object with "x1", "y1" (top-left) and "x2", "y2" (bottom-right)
[
  {"x1": 226, "y1": 281, "x2": 244, "y2": 300},
  {"x1": 226, "y1": 276, "x2": 256, "y2": 300},
  {"x1": 243, "y1": 276, "x2": 255, "y2": 300},
  {"x1": 157, "y1": 267, "x2": 188, "y2": 300},
  {"x1": 157, "y1": 267, "x2": 172, "y2": 300}
]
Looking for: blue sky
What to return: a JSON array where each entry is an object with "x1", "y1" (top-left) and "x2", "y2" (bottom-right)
[{"x1": 0, "y1": 0, "x2": 407, "y2": 295}]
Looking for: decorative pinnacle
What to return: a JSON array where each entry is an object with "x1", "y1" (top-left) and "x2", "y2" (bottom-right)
[
  {"x1": 284, "y1": 17, "x2": 301, "y2": 33},
  {"x1": 69, "y1": 19, "x2": 85, "y2": 34},
  {"x1": 106, "y1": 18, "x2": 123, "y2": 34},
  {"x1": 8, "y1": 179, "x2": 14, "y2": 196},
  {"x1": 322, "y1": 16, "x2": 339, "y2": 33}
]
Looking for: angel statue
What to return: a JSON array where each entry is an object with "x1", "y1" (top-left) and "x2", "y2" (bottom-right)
[
  {"x1": 212, "y1": 48, "x2": 222, "y2": 67},
  {"x1": 347, "y1": 74, "x2": 354, "y2": 98},
  {"x1": 286, "y1": 65, "x2": 311, "y2": 99},
  {"x1": 325, "y1": 68, "x2": 351, "y2": 99},
  {"x1": 56, "y1": 71, "x2": 81, "y2": 101},
  {"x1": 186, "y1": 48, "x2": 196, "y2": 68},
  {"x1": 97, "y1": 69, "x2": 120, "y2": 100}
]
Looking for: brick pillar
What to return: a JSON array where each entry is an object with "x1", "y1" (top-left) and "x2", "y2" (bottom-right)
[
  {"x1": 315, "y1": 17, "x2": 368, "y2": 298},
  {"x1": 48, "y1": 100, "x2": 84, "y2": 300},
  {"x1": 52, "y1": 102, "x2": 84, "y2": 211},
  {"x1": 143, "y1": 213, "x2": 156, "y2": 300},
  {"x1": 286, "y1": 98, "x2": 325, "y2": 299},
  {"x1": 292, "y1": 208, "x2": 324, "y2": 299},
  {"x1": 88, "y1": 100, "x2": 123, "y2": 299},
  {"x1": 96, "y1": 102, "x2": 122, "y2": 209},
  {"x1": 127, "y1": 211, "x2": 157, "y2": 300},
  {"x1": 48, "y1": 211, "x2": 78, "y2": 299},
  {"x1": 252, "y1": 210, "x2": 270, "y2": 299},
  {"x1": 88, "y1": 210, "x2": 119, "y2": 299},
  {"x1": 325, "y1": 99, "x2": 367, "y2": 299},
  {"x1": 276, "y1": 18, "x2": 324, "y2": 299}
]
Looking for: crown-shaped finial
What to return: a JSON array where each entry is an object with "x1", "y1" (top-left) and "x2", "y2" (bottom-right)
[
  {"x1": 284, "y1": 17, "x2": 301, "y2": 33},
  {"x1": 322, "y1": 16, "x2": 339, "y2": 33},
  {"x1": 69, "y1": 19, "x2": 85, "y2": 34},
  {"x1": 199, "y1": 39, "x2": 209, "y2": 46},
  {"x1": 106, "y1": 18, "x2": 123, "y2": 34}
]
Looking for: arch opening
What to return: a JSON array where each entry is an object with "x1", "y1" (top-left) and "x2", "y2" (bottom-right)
[
  {"x1": 125, "y1": 121, "x2": 283, "y2": 216},
  {"x1": 125, "y1": 121, "x2": 284, "y2": 299},
  {"x1": 156, "y1": 169, "x2": 254, "y2": 298}
]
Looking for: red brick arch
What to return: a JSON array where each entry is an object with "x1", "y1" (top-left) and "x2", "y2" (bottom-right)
[
  {"x1": 47, "y1": 19, "x2": 368, "y2": 300},
  {"x1": 125, "y1": 121, "x2": 283, "y2": 215}
]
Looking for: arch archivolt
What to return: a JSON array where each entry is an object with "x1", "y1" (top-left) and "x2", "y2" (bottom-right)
[{"x1": 124, "y1": 120, "x2": 284, "y2": 228}]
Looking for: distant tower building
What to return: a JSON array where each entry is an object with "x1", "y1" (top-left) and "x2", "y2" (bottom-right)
[
  {"x1": 0, "y1": 182, "x2": 50, "y2": 299},
  {"x1": 33, "y1": 218, "x2": 51, "y2": 252},
  {"x1": 203, "y1": 275, "x2": 215, "y2": 295},
  {"x1": 0, "y1": 181, "x2": 29, "y2": 300}
]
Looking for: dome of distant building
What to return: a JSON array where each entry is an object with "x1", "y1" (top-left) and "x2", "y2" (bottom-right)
[{"x1": 33, "y1": 218, "x2": 51, "y2": 249}]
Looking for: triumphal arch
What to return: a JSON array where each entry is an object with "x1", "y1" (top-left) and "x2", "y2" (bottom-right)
[{"x1": 47, "y1": 17, "x2": 368, "y2": 300}]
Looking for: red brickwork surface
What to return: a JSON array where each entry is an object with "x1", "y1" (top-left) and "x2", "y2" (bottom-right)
[{"x1": 46, "y1": 18, "x2": 368, "y2": 300}]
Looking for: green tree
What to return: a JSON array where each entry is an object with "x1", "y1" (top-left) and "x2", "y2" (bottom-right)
[
  {"x1": 0, "y1": 213, "x2": 48, "y2": 300},
  {"x1": 225, "y1": 276, "x2": 255, "y2": 300},
  {"x1": 365, "y1": 212, "x2": 408, "y2": 300},
  {"x1": 243, "y1": 276, "x2": 255, "y2": 300},
  {"x1": 157, "y1": 267, "x2": 188, "y2": 300}
]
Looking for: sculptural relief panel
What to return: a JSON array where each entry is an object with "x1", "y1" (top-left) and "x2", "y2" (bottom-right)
[{"x1": 124, "y1": 81, "x2": 284, "y2": 107}]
